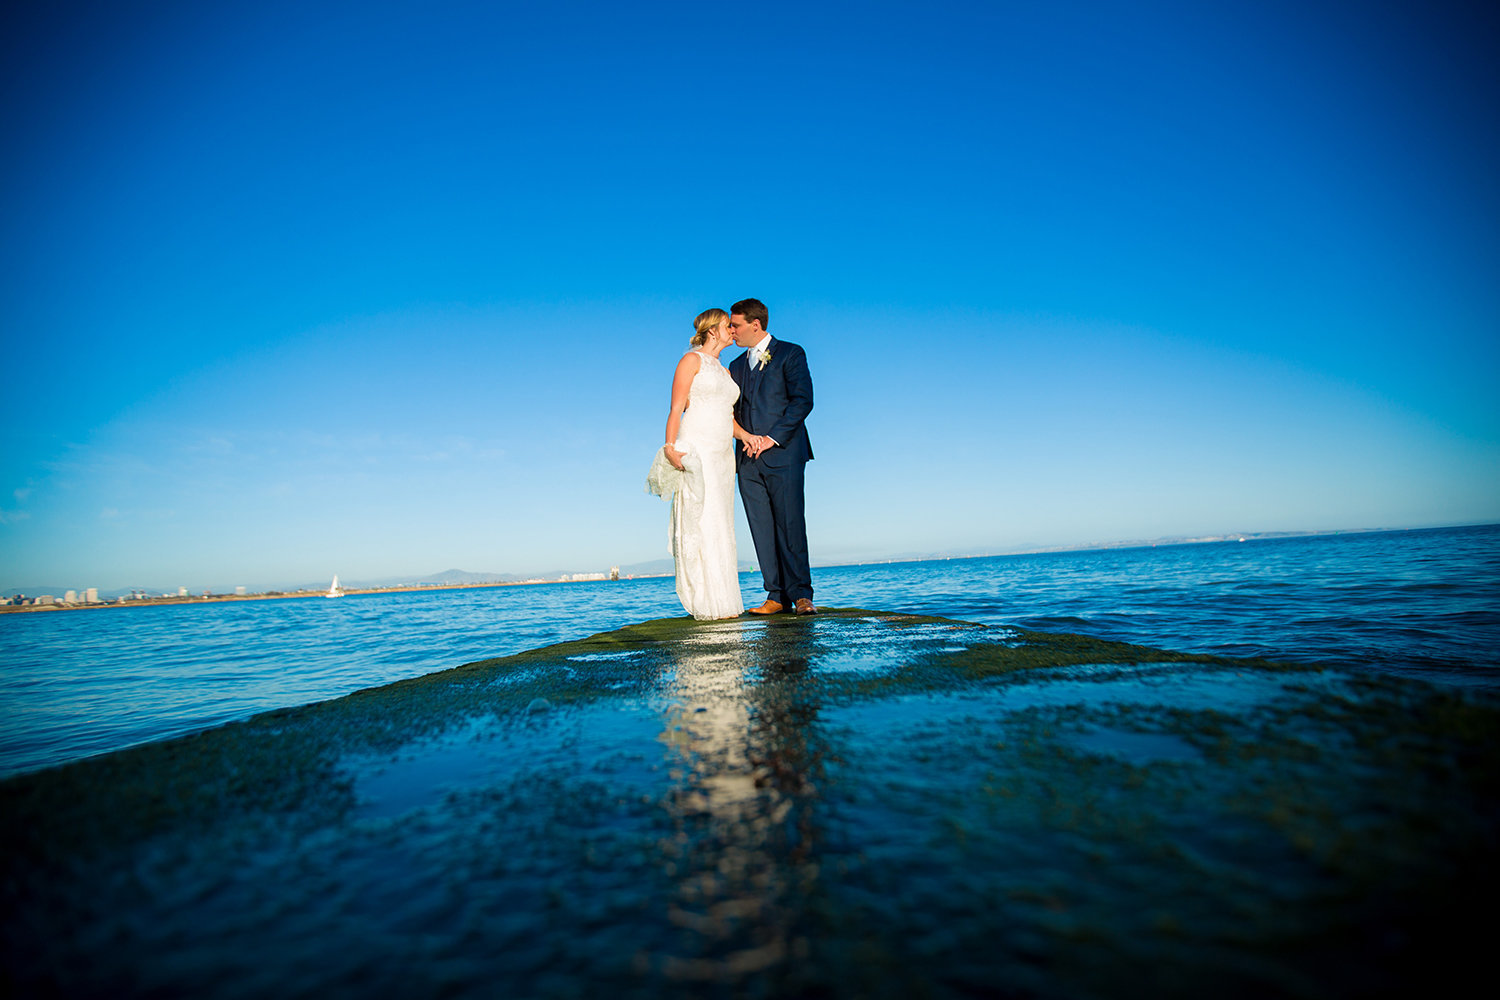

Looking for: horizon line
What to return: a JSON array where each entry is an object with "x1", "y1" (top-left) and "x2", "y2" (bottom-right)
[{"x1": 7, "y1": 521, "x2": 1495, "y2": 599}]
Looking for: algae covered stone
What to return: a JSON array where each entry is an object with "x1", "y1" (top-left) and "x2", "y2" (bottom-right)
[{"x1": 3, "y1": 610, "x2": 1495, "y2": 997}]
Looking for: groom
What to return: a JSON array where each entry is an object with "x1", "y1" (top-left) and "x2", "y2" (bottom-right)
[{"x1": 727, "y1": 298, "x2": 817, "y2": 615}]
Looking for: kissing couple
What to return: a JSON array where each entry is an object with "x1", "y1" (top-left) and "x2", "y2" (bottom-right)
[{"x1": 646, "y1": 298, "x2": 816, "y2": 620}]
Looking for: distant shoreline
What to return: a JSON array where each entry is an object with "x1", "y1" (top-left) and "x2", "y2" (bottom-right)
[
  {"x1": 6, "y1": 522, "x2": 1489, "y2": 616},
  {"x1": 0, "y1": 576, "x2": 671, "y2": 616},
  {"x1": 810, "y1": 523, "x2": 1487, "y2": 570}
]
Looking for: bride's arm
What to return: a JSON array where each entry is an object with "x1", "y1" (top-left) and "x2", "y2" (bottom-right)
[
  {"x1": 662, "y1": 353, "x2": 701, "y2": 470},
  {"x1": 732, "y1": 419, "x2": 767, "y2": 459}
]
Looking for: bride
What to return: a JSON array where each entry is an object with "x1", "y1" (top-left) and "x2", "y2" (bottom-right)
[{"x1": 647, "y1": 308, "x2": 757, "y2": 619}]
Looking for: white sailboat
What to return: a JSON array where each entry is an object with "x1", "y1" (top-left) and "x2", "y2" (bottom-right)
[{"x1": 326, "y1": 574, "x2": 343, "y2": 598}]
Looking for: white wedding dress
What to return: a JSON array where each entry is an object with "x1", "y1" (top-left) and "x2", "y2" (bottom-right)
[{"x1": 646, "y1": 351, "x2": 744, "y2": 619}]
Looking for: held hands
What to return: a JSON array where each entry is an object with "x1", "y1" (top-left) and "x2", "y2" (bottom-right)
[
  {"x1": 668, "y1": 436, "x2": 771, "y2": 469},
  {"x1": 730, "y1": 418, "x2": 776, "y2": 460},
  {"x1": 743, "y1": 434, "x2": 775, "y2": 459}
]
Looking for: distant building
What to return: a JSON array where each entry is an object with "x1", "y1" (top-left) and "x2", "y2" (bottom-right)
[
  {"x1": 37, "y1": 595, "x2": 55, "y2": 605},
  {"x1": 177, "y1": 587, "x2": 188, "y2": 597},
  {"x1": 609, "y1": 566, "x2": 620, "y2": 581},
  {"x1": 235, "y1": 586, "x2": 246, "y2": 596},
  {"x1": 63, "y1": 590, "x2": 77, "y2": 604},
  {"x1": 84, "y1": 588, "x2": 98, "y2": 604}
]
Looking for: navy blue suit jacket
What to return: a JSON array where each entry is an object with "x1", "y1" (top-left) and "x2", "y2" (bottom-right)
[{"x1": 727, "y1": 338, "x2": 814, "y2": 470}]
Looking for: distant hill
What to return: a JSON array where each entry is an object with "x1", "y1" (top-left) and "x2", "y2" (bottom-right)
[
  {"x1": 616, "y1": 559, "x2": 674, "y2": 577},
  {"x1": 2, "y1": 585, "x2": 72, "y2": 599},
  {"x1": 397, "y1": 568, "x2": 526, "y2": 586}
]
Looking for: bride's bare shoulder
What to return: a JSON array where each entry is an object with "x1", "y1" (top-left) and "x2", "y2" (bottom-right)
[{"x1": 670, "y1": 351, "x2": 703, "y2": 395}]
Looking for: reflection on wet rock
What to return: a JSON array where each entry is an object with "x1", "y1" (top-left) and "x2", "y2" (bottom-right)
[{"x1": 649, "y1": 623, "x2": 825, "y2": 985}]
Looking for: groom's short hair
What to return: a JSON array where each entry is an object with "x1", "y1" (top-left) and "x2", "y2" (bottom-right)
[{"x1": 731, "y1": 298, "x2": 769, "y2": 331}]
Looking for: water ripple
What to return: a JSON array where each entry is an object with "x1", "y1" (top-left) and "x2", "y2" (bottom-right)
[{"x1": 2, "y1": 525, "x2": 1496, "y2": 777}]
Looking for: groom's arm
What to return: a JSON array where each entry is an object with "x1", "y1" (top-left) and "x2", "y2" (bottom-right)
[{"x1": 765, "y1": 344, "x2": 813, "y2": 447}]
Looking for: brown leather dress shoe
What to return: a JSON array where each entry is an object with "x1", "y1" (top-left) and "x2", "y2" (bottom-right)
[
  {"x1": 794, "y1": 598, "x2": 818, "y2": 615},
  {"x1": 747, "y1": 599, "x2": 784, "y2": 615}
]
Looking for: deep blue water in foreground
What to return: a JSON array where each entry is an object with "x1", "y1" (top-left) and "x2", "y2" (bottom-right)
[{"x1": 2, "y1": 525, "x2": 1496, "y2": 778}]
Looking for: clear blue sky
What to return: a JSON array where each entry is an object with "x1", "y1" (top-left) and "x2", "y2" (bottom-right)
[{"x1": 3, "y1": 0, "x2": 1497, "y2": 592}]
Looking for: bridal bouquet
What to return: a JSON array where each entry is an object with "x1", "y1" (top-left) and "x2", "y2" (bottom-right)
[{"x1": 645, "y1": 441, "x2": 695, "y2": 499}]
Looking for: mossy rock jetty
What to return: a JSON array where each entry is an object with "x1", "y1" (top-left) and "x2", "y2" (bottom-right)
[{"x1": 3, "y1": 609, "x2": 1496, "y2": 997}]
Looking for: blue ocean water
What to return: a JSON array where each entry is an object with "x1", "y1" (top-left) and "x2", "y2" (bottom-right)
[{"x1": 1, "y1": 524, "x2": 1496, "y2": 778}]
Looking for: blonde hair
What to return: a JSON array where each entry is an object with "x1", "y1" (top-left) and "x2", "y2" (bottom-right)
[{"x1": 691, "y1": 307, "x2": 728, "y2": 347}]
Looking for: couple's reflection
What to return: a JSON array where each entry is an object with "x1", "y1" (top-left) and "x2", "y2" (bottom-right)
[{"x1": 654, "y1": 619, "x2": 827, "y2": 983}]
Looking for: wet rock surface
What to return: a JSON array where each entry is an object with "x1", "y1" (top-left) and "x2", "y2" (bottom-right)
[{"x1": 3, "y1": 610, "x2": 1496, "y2": 997}]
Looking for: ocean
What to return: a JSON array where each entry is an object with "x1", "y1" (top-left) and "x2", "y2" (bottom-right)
[{"x1": 2, "y1": 524, "x2": 1496, "y2": 779}]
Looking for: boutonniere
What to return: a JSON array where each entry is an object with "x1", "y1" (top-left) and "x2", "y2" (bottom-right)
[{"x1": 754, "y1": 348, "x2": 773, "y2": 370}]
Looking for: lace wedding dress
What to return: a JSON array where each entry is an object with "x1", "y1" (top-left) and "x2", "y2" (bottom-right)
[{"x1": 646, "y1": 351, "x2": 744, "y2": 619}]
